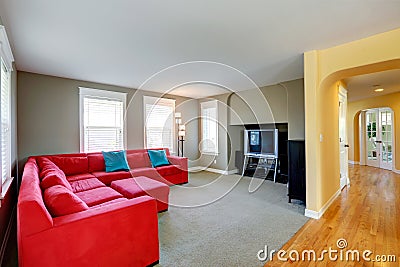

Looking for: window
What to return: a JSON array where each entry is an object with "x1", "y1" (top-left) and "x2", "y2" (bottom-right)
[
  {"x1": 1, "y1": 60, "x2": 11, "y2": 186},
  {"x1": 201, "y1": 100, "x2": 218, "y2": 154},
  {"x1": 1, "y1": 25, "x2": 14, "y2": 198},
  {"x1": 79, "y1": 87, "x2": 127, "y2": 153},
  {"x1": 144, "y1": 96, "x2": 175, "y2": 152}
]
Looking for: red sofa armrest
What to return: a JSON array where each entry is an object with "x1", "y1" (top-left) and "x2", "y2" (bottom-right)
[
  {"x1": 19, "y1": 196, "x2": 159, "y2": 267},
  {"x1": 167, "y1": 155, "x2": 188, "y2": 171}
]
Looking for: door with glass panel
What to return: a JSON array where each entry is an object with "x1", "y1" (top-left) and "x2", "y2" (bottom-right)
[
  {"x1": 379, "y1": 109, "x2": 393, "y2": 170},
  {"x1": 365, "y1": 108, "x2": 393, "y2": 170}
]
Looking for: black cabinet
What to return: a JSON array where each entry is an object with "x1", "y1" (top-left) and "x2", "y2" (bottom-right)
[{"x1": 288, "y1": 140, "x2": 305, "y2": 203}]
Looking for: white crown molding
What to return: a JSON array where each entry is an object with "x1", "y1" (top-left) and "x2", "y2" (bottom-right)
[
  {"x1": 0, "y1": 25, "x2": 14, "y2": 71},
  {"x1": 305, "y1": 188, "x2": 341, "y2": 219}
]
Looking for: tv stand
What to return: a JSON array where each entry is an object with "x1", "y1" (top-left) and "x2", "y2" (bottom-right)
[{"x1": 241, "y1": 153, "x2": 278, "y2": 182}]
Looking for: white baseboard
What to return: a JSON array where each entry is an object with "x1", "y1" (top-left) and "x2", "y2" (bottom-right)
[
  {"x1": 304, "y1": 188, "x2": 341, "y2": 219},
  {"x1": 348, "y1": 161, "x2": 359, "y2": 165},
  {"x1": 393, "y1": 168, "x2": 400, "y2": 174},
  {"x1": 188, "y1": 166, "x2": 238, "y2": 175}
]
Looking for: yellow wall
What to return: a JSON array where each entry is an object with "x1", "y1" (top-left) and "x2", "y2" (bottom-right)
[
  {"x1": 304, "y1": 28, "x2": 400, "y2": 213},
  {"x1": 348, "y1": 92, "x2": 400, "y2": 169}
]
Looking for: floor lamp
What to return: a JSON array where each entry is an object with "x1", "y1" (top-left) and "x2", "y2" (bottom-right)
[
  {"x1": 175, "y1": 113, "x2": 185, "y2": 157},
  {"x1": 178, "y1": 125, "x2": 185, "y2": 157}
]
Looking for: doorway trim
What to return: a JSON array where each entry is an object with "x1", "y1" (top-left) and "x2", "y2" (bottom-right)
[{"x1": 359, "y1": 107, "x2": 395, "y2": 171}]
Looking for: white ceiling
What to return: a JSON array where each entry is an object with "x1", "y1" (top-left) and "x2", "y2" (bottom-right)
[
  {"x1": 345, "y1": 69, "x2": 400, "y2": 102},
  {"x1": 1, "y1": 0, "x2": 400, "y2": 98}
]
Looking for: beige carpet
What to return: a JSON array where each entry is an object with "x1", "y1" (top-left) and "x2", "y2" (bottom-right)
[{"x1": 156, "y1": 171, "x2": 308, "y2": 266}]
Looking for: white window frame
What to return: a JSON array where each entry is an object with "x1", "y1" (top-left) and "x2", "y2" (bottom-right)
[
  {"x1": 201, "y1": 100, "x2": 219, "y2": 155},
  {"x1": 143, "y1": 96, "x2": 175, "y2": 153},
  {"x1": 0, "y1": 25, "x2": 14, "y2": 201},
  {"x1": 79, "y1": 87, "x2": 127, "y2": 153}
]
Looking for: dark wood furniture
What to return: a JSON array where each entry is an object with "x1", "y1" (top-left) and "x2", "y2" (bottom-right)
[{"x1": 288, "y1": 140, "x2": 306, "y2": 203}]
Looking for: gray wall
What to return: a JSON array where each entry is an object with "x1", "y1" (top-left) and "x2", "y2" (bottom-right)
[
  {"x1": 17, "y1": 71, "x2": 199, "y2": 167},
  {"x1": 197, "y1": 79, "x2": 304, "y2": 171}
]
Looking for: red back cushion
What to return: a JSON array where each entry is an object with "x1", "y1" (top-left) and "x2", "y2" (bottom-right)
[
  {"x1": 88, "y1": 154, "x2": 106, "y2": 172},
  {"x1": 41, "y1": 170, "x2": 72, "y2": 191},
  {"x1": 126, "y1": 153, "x2": 151, "y2": 169},
  {"x1": 36, "y1": 157, "x2": 63, "y2": 179},
  {"x1": 44, "y1": 185, "x2": 89, "y2": 217},
  {"x1": 47, "y1": 156, "x2": 89, "y2": 175}
]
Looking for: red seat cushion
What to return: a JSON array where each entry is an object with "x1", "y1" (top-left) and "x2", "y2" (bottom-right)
[
  {"x1": 91, "y1": 171, "x2": 132, "y2": 185},
  {"x1": 70, "y1": 178, "x2": 105, "y2": 193},
  {"x1": 44, "y1": 185, "x2": 89, "y2": 217},
  {"x1": 155, "y1": 165, "x2": 181, "y2": 176},
  {"x1": 75, "y1": 187, "x2": 123, "y2": 207},
  {"x1": 111, "y1": 177, "x2": 169, "y2": 212},
  {"x1": 66, "y1": 173, "x2": 96, "y2": 182},
  {"x1": 90, "y1": 198, "x2": 128, "y2": 209},
  {"x1": 47, "y1": 156, "x2": 89, "y2": 175},
  {"x1": 126, "y1": 153, "x2": 151, "y2": 168}
]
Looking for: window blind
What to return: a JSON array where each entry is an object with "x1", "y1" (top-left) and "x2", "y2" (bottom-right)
[
  {"x1": 1, "y1": 59, "x2": 11, "y2": 184},
  {"x1": 80, "y1": 88, "x2": 126, "y2": 153},
  {"x1": 201, "y1": 100, "x2": 218, "y2": 154},
  {"x1": 144, "y1": 96, "x2": 175, "y2": 152}
]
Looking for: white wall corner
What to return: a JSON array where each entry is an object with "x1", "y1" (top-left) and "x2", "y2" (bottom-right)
[{"x1": 305, "y1": 188, "x2": 341, "y2": 219}]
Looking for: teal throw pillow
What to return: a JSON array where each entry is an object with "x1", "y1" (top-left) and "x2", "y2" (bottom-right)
[
  {"x1": 148, "y1": 150, "x2": 170, "y2": 167},
  {"x1": 102, "y1": 150, "x2": 130, "y2": 172}
]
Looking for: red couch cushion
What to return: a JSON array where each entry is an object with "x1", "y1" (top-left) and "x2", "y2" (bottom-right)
[
  {"x1": 156, "y1": 165, "x2": 181, "y2": 176},
  {"x1": 37, "y1": 157, "x2": 64, "y2": 179},
  {"x1": 90, "y1": 198, "x2": 127, "y2": 209},
  {"x1": 66, "y1": 173, "x2": 96, "y2": 182},
  {"x1": 75, "y1": 187, "x2": 123, "y2": 207},
  {"x1": 70, "y1": 178, "x2": 105, "y2": 193},
  {"x1": 44, "y1": 185, "x2": 89, "y2": 217},
  {"x1": 91, "y1": 171, "x2": 132, "y2": 185},
  {"x1": 126, "y1": 153, "x2": 151, "y2": 169},
  {"x1": 88, "y1": 153, "x2": 105, "y2": 172},
  {"x1": 47, "y1": 156, "x2": 89, "y2": 175},
  {"x1": 41, "y1": 170, "x2": 72, "y2": 191}
]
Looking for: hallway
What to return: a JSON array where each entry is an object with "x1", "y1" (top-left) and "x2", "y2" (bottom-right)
[{"x1": 266, "y1": 164, "x2": 400, "y2": 266}]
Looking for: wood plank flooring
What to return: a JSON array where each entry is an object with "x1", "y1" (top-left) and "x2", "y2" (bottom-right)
[{"x1": 266, "y1": 164, "x2": 400, "y2": 267}]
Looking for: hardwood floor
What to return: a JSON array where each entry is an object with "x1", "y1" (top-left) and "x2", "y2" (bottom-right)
[{"x1": 266, "y1": 164, "x2": 400, "y2": 267}]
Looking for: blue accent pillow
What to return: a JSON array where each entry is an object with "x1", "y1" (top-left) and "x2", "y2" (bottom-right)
[
  {"x1": 102, "y1": 150, "x2": 130, "y2": 172},
  {"x1": 148, "y1": 150, "x2": 170, "y2": 168}
]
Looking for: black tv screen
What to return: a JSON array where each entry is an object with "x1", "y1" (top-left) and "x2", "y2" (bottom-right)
[{"x1": 245, "y1": 129, "x2": 278, "y2": 156}]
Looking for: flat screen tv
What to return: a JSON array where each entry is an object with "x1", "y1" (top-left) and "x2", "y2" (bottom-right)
[{"x1": 244, "y1": 129, "x2": 278, "y2": 157}]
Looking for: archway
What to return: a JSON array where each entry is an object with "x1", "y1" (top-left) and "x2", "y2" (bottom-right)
[{"x1": 303, "y1": 28, "x2": 400, "y2": 218}]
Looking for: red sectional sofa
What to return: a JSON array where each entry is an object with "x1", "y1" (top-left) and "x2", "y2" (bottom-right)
[{"x1": 17, "y1": 148, "x2": 188, "y2": 267}]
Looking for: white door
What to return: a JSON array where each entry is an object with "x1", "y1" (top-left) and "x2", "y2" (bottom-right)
[
  {"x1": 379, "y1": 109, "x2": 393, "y2": 170},
  {"x1": 338, "y1": 87, "x2": 349, "y2": 189},
  {"x1": 365, "y1": 108, "x2": 393, "y2": 170},
  {"x1": 366, "y1": 110, "x2": 380, "y2": 168}
]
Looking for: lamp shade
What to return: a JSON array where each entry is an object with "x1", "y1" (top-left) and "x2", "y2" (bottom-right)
[
  {"x1": 178, "y1": 130, "x2": 186, "y2": 137},
  {"x1": 179, "y1": 125, "x2": 186, "y2": 131}
]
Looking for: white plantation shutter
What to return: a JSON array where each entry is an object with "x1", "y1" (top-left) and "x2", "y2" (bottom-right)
[
  {"x1": 201, "y1": 100, "x2": 218, "y2": 154},
  {"x1": 1, "y1": 60, "x2": 11, "y2": 184},
  {"x1": 144, "y1": 96, "x2": 175, "y2": 152},
  {"x1": 80, "y1": 88, "x2": 126, "y2": 153}
]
